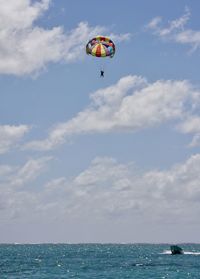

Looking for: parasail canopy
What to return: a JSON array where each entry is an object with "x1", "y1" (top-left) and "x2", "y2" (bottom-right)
[{"x1": 86, "y1": 36, "x2": 115, "y2": 58}]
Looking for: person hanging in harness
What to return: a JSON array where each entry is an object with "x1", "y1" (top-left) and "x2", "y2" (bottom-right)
[{"x1": 100, "y1": 70, "x2": 104, "y2": 77}]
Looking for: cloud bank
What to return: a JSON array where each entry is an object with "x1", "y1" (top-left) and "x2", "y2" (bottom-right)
[
  {"x1": 25, "y1": 75, "x2": 200, "y2": 150},
  {"x1": 1, "y1": 154, "x2": 200, "y2": 226}
]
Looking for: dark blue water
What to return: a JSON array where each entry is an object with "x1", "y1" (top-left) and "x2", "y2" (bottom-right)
[{"x1": 0, "y1": 244, "x2": 200, "y2": 278}]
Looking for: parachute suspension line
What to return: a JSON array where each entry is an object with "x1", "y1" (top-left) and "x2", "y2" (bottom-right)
[{"x1": 98, "y1": 59, "x2": 106, "y2": 72}]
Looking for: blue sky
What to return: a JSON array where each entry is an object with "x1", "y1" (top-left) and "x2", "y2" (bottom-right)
[{"x1": 1, "y1": 0, "x2": 200, "y2": 243}]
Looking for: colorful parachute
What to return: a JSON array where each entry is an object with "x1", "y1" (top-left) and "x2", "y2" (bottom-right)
[{"x1": 86, "y1": 36, "x2": 115, "y2": 58}]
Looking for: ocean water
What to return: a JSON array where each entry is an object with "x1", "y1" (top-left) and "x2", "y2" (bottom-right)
[{"x1": 0, "y1": 244, "x2": 200, "y2": 278}]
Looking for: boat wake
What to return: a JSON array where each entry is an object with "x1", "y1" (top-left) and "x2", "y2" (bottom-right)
[
  {"x1": 162, "y1": 250, "x2": 200, "y2": 255},
  {"x1": 183, "y1": 251, "x2": 200, "y2": 255}
]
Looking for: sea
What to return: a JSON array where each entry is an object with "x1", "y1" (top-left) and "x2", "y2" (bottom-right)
[{"x1": 0, "y1": 243, "x2": 200, "y2": 278}]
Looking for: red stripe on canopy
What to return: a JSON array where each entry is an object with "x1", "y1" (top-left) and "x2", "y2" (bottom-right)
[{"x1": 96, "y1": 44, "x2": 102, "y2": 57}]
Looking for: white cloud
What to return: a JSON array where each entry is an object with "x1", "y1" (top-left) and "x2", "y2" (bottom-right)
[
  {"x1": 178, "y1": 116, "x2": 200, "y2": 134},
  {"x1": 0, "y1": 124, "x2": 30, "y2": 154},
  {"x1": 25, "y1": 75, "x2": 199, "y2": 151},
  {"x1": 0, "y1": 157, "x2": 52, "y2": 187},
  {"x1": 0, "y1": 0, "x2": 50, "y2": 30},
  {"x1": 0, "y1": 0, "x2": 130, "y2": 75},
  {"x1": 109, "y1": 32, "x2": 132, "y2": 43},
  {"x1": 147, "y1": 7, "x2": 190, "y2": 36},
  {"x1": 146, "y1": 8, "x2": 200, "y2": 51},
  {"x1": 10, "y1": 157, "x2": 52, "y2": 187},
  {"x1": 0, "y1": 156, "x2": 52, "y2": 220},
  {"x1": 42, "y1": 154, "x2": 200, "y2": 223},
  {"x1": 177, "y1": 116, "x2": 200, "y2": 147},
  {"x1": 1, "y1": 153, "x2": 200, "y2": 226},
  {"x1": 147, "y1": 17, "x2": 162, "y2": 29}
]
